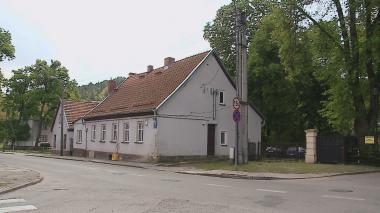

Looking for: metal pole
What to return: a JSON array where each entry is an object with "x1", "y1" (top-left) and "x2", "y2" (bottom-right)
[{"x1": 60, "y1": 81, "x2": 64, "y2": 156}]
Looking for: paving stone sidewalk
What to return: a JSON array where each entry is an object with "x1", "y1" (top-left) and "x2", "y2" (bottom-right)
[{"x1": 0, "y1": 162, "x2": 43, "y2": 195}]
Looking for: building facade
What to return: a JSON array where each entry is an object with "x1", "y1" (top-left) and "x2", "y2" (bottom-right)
[{"x1": 73, "y1": 51, "x2": 264, "y2": 162}]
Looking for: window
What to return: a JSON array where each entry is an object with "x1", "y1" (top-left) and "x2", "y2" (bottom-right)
[
  {"x1": 38, "y1": 135, "x2": 47, "y2": 142},
  {"x1": 123, "y1": 122, "x2": 130, "y2": 142},
  {"x1": 53, "y1": 135, "x2": 56, "y2": 148},
  {"x1": 101, "y1": 124, "x2": 106, "y2": 141},
  {"x1": 91, "y1": 125, "x2": 96, "y2": 141},
  {"x1": 63, "y1": 134, "x2": 67, "y2": 149},
  {"x1": 219, "y1": 91, "x2": 225, "y2": 105},
  {"x1": 220, "y1": 131, "x2": 227, "y2": 146},
  {"x1": 137, "y1": 121, "x2": 144, "y2": 143},
  {"x1": 112, "y1": 123, "x2": 118, "y2": 142},
  {"x1": 77, "y1": 130, "x2": 83, "y2": 143}
]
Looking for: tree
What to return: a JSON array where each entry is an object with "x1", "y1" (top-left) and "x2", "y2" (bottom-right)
[
  {"x1": 2, "y1": 68, "x2": 35, "y2": 147},
  {"x1": 285, "y1": 0, "x2": 380, "y2": 140},
  {"x1": 204, "y1": 0, "x2": 270, "y2": 75},
  {"x1": 0, "y1": 28, "x2": 15, "y2": 62},
  {"x1": 29, "y1": 59, "x2": 80, "y2": 147},
  {"x1": 0, "y1": 27, "x2": 15, "y2": 91}
]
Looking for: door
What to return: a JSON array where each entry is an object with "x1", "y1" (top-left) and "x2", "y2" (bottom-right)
[{"x1": 207, "y1": 124, "x2": 216, "y2": 156}]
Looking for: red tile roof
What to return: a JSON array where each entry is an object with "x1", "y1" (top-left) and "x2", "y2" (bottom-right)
[
  {"x1": 85, "y1": 51, "x2": 211, "y2": 120},
  {"x1": 64, "y1": 100, "x2": 99, "y2": 128}
]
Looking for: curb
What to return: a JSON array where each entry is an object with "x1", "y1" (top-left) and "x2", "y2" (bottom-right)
[
  {"x1": 24, "y1": 154, "x2": 147, "y2": 170},
  {"x1": 176, "y1": 170, "x2": 380, "y2": 180},
  {"x1": 0, "y1": 176, "x2": 43, "y2": 195}
]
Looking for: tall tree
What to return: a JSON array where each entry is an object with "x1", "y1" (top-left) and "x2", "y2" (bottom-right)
[
  {"x1": 29, "y1": 59, "x2": 80, "y2": 147},
  {"x1": 2, "y1": 68, "x2": 34, "y2": 146},
  {"x1": 204, "y1": 0, "x2": 270, "y2": 75},
  {"x1": 285, "y1": 0, "x2": 380, "y2": 140},
  {"x1": 0, "y1": 28, "x2": 15, "y2": 62},
  {"x1": 0, "y1": 27, "x2": 15, "y2": 93}
]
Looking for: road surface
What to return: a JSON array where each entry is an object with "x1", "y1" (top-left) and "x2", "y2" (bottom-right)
[{"x1": 0, "y1": 153, "x2": 379, "y2": 213}]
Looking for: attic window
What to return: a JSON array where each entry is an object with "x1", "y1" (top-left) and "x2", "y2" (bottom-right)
[{"x1": 219, "y1": 91, "x2": 225, "y2": 105}]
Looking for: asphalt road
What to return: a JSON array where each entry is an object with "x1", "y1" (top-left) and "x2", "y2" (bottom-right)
[{"x1": 0, "y1": 153, "x2": 379, "y2": 213}]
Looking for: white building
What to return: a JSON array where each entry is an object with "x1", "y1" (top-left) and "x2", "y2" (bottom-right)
[
  {"x1": 50, "y1": 100, "x2": 99, "y2": 155},
  {"x1": 74, "y1": 51, "x2": 264, "y2": 161},
  {"x1": 16, "y1": 120, "x2": 51, "y2": 148}
]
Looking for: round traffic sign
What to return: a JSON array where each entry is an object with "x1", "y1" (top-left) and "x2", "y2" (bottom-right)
[
  {"x1": 233, "y1": 110, "x2": 241, "y2": 122},
  {"x1": 233, "y1": 97, "x2": 240, "y2": 110}
]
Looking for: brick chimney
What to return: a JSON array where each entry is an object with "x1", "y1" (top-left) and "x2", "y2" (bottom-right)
[
  {"x1": 147, "y1": 65, "x2": 154, "y2": 72},
  {"x1": 107, "y1": 80, "x2": 117, "y2": 96},
  {"x1": 164, "y1": 57, "x2": 175, "y2": 66}
]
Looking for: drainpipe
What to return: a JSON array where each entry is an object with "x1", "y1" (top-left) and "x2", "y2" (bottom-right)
[
  {"x1": 85, "y1": 119, "x2": 88, "y2": 157},
  {"x1": 153, "y1": 109, "x2": 159, "y2": 160}
]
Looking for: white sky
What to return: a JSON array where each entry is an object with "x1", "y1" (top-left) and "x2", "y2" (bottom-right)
[{"x1": 0, "y1": 0, "x2": 229, "y2": 85}]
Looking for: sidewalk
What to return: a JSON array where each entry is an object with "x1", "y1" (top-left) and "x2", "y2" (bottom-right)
[
  {"x1": 0, "y1": 162, "x2": 43, "y2": 195},
  {"x1": 19, "y1": 153, "x2": 380, "y2": 180}
]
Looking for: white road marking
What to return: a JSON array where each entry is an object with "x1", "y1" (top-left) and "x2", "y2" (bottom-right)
[
  {"x1": 206, "y1": 183, "x2": 233, "y2": 188},
  {"x1": 0, "y1": 199, "x2": 26, "y2": 205},
  {"x1": 256, "y1": 188, "x2": 287, "y2": 193},
  {"x1": 0, "y1": 205, "x2": 37, "y2": 213},
  {"x1": 322, "y1": 195, "x2": 365, "y2": 201}
]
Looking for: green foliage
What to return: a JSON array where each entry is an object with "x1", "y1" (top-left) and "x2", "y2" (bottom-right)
[
  {"x1": 204, "y1": 0, "x2": 270, "y2": 75},
  {"x1": 78, "y1": 76, "x2": 125, "y2": 101},
  {"x1": 0, "y1": 28, "x2": 15, "y2": 62},
  {"x1": 1, "y1": 59, "x2": 80, "y2": 146}
]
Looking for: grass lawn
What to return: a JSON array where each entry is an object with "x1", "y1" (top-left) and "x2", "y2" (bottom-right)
[{"x1": 189, "y1": 160, "x2": 380, "y2": 174}]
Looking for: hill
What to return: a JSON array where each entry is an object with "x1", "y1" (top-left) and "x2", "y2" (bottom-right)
[{"x1": 78, "y1": 77, "x2": 126, "y2": 101}]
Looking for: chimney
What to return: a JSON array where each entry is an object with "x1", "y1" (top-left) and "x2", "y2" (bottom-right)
[
  {"x1": 107, "y1": 80, "x2": 117, "y2": 96},
  {"x1": 147, "y1": 65, "x2": 154, "y2": 72},
  {"x1": 164, "y1": 57, "x2": 175, "y2": 66}
]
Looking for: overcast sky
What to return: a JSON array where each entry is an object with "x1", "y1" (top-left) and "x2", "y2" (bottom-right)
[{"x1": 0, "y1": 0, "x2": 229, "y2": 85}]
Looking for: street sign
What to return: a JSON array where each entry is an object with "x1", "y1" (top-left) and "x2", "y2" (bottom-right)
[
  {"x1": 233, "y1": 110, "x2": 241, "y2": 122},
  {"x1": 365, "y1": 136, "x2": 375, "y2": 144},
  {"x1": 233, "y1": 97, "x2": 240, "y2": 110}
]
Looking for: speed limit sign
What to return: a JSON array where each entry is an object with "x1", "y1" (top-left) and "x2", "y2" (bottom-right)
[{"x1": 233, "y1": 97, "x2": 240, "y2": 110}]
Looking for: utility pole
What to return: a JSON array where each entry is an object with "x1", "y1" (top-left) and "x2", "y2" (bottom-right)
[
  {"x1": 60, "y1": 81, "x2": 64, "y2": 156},
  {"x1": 235, "y1": 11, "x2": 249, "y2": 164}
]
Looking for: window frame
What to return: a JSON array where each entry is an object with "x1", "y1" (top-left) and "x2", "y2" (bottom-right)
[
  {"x1": 111, "y1": 123, "x2": 118, "y2": 142},
  {"x1": 123, "y1": 122, "x2": 130, "y2": 143},
  {"x1": 220, "y1": 130, "x2": 228, "y2": 146},
  {"x1": 100, "y1": 124, "x2": 106, "y2": 142},
  {"x1": 91, "y1": 125, "x2": 96, "y2": 141},
  {"x1": 63, "y1": 134, "x2": 67, "y2": 149},
  {"x1": 219, "y1": 90, "x2": 225, "y2": 105},
  {"x1": 77, "y1": 130, "x2": 83, "y2": 144},
  {"x1": 136, "y1": 121, "x2": 144, "y2": 143}
]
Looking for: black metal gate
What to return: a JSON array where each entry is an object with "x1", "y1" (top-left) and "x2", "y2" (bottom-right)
[{"x1": 317, "y1": 135, "x2": 358, "y2": 164}]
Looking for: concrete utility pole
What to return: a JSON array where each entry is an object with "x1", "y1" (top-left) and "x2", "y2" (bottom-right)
[
  {"x1": 236, "y1": 11, "x2": 249, "y2": 164},
  {"x1": 60, "y1": 81, "x2": 64, "y2": 156}
]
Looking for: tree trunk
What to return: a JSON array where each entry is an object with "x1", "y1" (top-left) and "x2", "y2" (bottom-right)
[{"x1": 34, "y1": 102, "x2": 45, "y2": 147}]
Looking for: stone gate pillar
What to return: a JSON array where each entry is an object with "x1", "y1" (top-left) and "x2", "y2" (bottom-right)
[{"x1": 305, "y1": 129, "x2": 318, "y2": 164}]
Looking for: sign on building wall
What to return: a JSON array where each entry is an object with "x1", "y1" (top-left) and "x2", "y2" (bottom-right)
[{"x1": 365, "y1": 136, "x2": 375, "y2": 144}]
